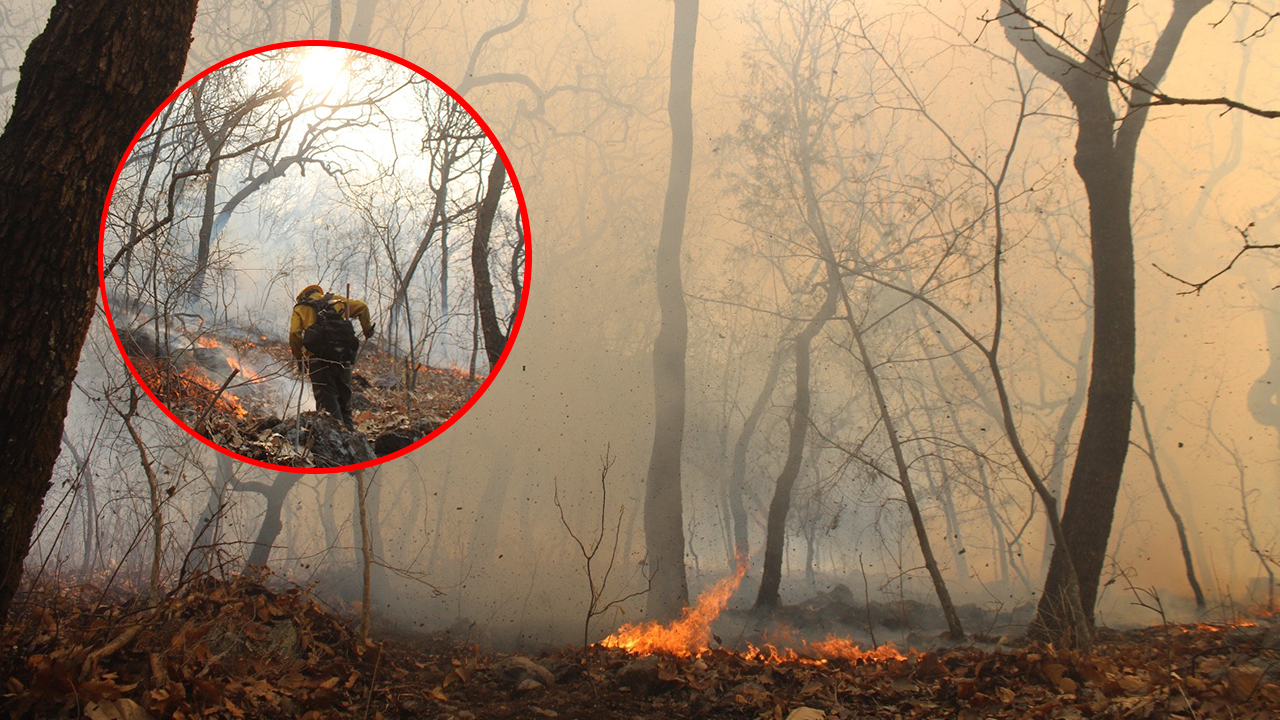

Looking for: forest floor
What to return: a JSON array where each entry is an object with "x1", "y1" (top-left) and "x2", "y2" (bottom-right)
[
  {"x1": 131, "y1": 328, "x2": 481, "y2": 467},
  {"x1": 3, "y1": 577, "x2": 1278, "y2": 719}
]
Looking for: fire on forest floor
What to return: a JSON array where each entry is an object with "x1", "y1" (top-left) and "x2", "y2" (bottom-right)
[
  {"x1": 128, "y1": 329, "x2": 480, "y2": 467},
  {"x1": 4, "y1": 576, "x2": 1279, "y2": 720}
]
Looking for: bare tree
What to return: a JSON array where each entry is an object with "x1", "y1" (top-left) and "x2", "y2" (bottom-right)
[
  {"x1": 644, "y1": 0, "x2": 699, "y2": 621},
  {"x1": 996, "y1": 0, "x2": 1216, "y2": 641},
  {"x1": 555, "y1": 449, "x2": 648, "y2": 646},
  {"x1": 1131, "y1": 395, "x2": 1206, "y2": 609},
  {"x1": 754, "y1": 282, "x2": 837, "y2": 611}
]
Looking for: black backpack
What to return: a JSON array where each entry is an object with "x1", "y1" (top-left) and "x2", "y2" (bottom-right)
[{"x1": 297, "y1": 293, "x2": 360, "y2": 363}]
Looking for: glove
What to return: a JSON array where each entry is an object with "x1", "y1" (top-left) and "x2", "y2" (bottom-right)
[{"x1": 364, "y1": 323, "x2": 376, "y2": 339}]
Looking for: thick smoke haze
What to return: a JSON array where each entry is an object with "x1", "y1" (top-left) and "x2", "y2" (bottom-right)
[{"x1": 4, "y1": 0, "x2": 1279, "y2": 648}]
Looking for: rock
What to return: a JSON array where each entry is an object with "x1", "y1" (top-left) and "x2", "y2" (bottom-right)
[
  {"x1": 266, "y1": 620, "x2": 300, "y2": 659},
  {"x1": 515, "y1": 678, "x2": 543, "y2": 692},
  {"x1": 349, "y1": 392, "x2": 371, "y2": 410},
  {"x1": 373, "y1": 417, "x2": 447, "y2": 456},
  {"x1": 279, "y1": 412, "x2": 375, "y2": 467},
  {"x1": 372, "y1": 372, "x2": 401, "y2": 389},
  {"x1": 616, "y1": 656, "x2": 661, "y2": 694},
  {"x1": 374, "y1": 431, "x2": 416, "y2": 456},
  {"x1": 492, "y1": 656, "x2": 555, "y2": 688},
  {"x1": 828, "y1": 583, "x2": 856, "y2": 605}
]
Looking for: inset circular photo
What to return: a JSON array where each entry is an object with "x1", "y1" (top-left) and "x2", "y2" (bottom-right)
[{"x1": 99, "y1": 42, "x2": 529, "y2": 472}]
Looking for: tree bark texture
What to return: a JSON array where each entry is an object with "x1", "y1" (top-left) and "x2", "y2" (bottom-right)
[
  {"x1": 0, "y1": 0, "x2": 198, "y2": 624},
  {"x1": 471, "y1": 157, "x2": 509, "y2": 370},
  {"x1": 644, "y1": 0, "x2": 699, "y2": 621},
  {"x1": 754, "y1": 285, "x2": 836, "y2": 611}
]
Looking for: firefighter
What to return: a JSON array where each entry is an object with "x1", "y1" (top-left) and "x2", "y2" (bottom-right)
[{"x1": 289, "y1": 284, "x2": 374, "y2": 429}]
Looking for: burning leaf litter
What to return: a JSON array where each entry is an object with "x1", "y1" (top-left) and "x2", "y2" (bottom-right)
[
  {"x1": 4, "y1": 577, "x2": 1280, "y2": 719},
  {"x1": 124, "y1": 326, "x2": 479, "y2": 467},
  {"x1": 601, "y1": 562, "x2": 904, "y2": 666}
]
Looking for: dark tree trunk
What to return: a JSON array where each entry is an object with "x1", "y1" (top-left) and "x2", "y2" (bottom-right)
[
  {"x1": 644, "y1": 0, "x2": 699, "y2": 622},
  {"x1": 0, "y1": 0, "x2": 198, "y2": 624},
  {"x1": 727, "y1": 340, "x2": 789, "y2": 562},
  {"x1": 471, "y1": 158, "x2": 509, "y2": 369},
  {"x1": 1000, "y1": 0, "x2": 1212, "y2": 642},
  {"x1": 754, "y1": 286, "x2": 835, "y2": 610},
  {"x1": 244, "y1": 473, "x2": 303, "y2": 570},
  {"x1": 1037, "y1": 118, "x2": 1137, "y2": 628}
]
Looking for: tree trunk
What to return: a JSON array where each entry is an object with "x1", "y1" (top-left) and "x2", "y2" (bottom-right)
[
  {"x1": 185, "y1": 453, "x2": 238, "y2": 581},
  {"x1": 471, "y1": 158, "x2": 509, "y2": 369},
  {"x1": 999, "y1": 0, "x2": 1212, "y2": 642},
  {"x1": 754, "y1": 285, "x2": 836, "y2": 610},
  {"x1": 1035, "y1": 129, "x2": 1137, "y2": 630},
  {"x1": 328, "y1": 0, "x2": 343, "y2": 41},
  {"x1": 0, "y1": 0, "x2": 198, "y2": 624},
  {"x1": 1133, "y1": 396, "x2": 1206, "y2": 609},
  {"x1": 727, "y1": 340, "x2": 790, "y2": 562},
  {"x1": 244, "y1": 472, "x2": 303, "y2": 570},
  {"x1": 644, "y1": 0, "x2": 699, "y2": 622},
  {"x1": 347, "y1": 0, "x2": 380, "y2": 45},
  {"x1": 848, "y1": 320, "x2": 965, "y2": 639},
  {"x1": 355, "y1": 470, "x2": 373, "y2": 641}
]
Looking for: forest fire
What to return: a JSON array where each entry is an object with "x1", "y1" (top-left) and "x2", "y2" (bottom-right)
[
  {"x1": 224, "y1": 354, "x2": 263, "y2": 383},
  {"x1": 133, "y1": 354, "x2": 248, "y2": 419},
  {"x1": 601, "y1": 564, "x2": 748, "y2": 657},
  {"x1": 600, "y1": 565, "x2": 904, "y2": 665},
  {"x1": 175, "y1": 363, "x2": 247, "y2": 418}
]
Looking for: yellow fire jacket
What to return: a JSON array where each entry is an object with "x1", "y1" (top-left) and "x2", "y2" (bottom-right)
[{"x1": 289, "y1": 288, "x2": 373, "y2": 359}]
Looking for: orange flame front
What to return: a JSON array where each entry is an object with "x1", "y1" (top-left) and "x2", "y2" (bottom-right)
[
  {"x1": 600, "y1": 563, "x2": 905, "y2": 665},
  {"x1": 601, "y1": 563, "x2": 748, "y2": 657}
]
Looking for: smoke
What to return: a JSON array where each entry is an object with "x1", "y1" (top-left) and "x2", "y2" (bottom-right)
[{"x1": 6, "y1": 0, "x2": 1280, "y2": 648}]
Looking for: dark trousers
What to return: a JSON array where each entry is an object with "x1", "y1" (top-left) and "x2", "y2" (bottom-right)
[{"x1": 308, "y1": 358, "x2": 353, "y2": 428}]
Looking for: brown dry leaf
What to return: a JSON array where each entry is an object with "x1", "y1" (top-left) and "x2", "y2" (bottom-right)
[
  {"x1": 1117, "y1": 674, "x2": 1147, "y2": 693},
  {"x1": 997, "y1": 686, "x2": 1016, "y2": 705},
  {"x1": 84, "y1": 698, "x2": 152, "y2": 720},
  {"x1": 799, "y1": 678, "x2": 824, "y2": 696},
  {"x1": 784, "y1": 708, "x2": 825, "y2": 720},
  {"x1": 223, "y1": 697, "x2": 246, "y2": 719},
  {"x1": 318, "y1": 676, "x2": 340, "y2": 690},
  {"x1": 1228, "y1": 666, "x2": 1263, "y2": 701},
  {"x1": 1043, "y1": 663, "x2": 1078, "y2": 694}
]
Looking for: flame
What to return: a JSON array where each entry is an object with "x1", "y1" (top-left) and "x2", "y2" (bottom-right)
[
  {"x1": 135, "y1": 357, "x2": 247, "y2": 420},
  {"x1": 600, "y1": 563, "x2": 905, "y2": 665},
  {"x1": 225, "y1": 355, "x2": 263, "y2": 383},
  {"x1": 176, "y1": 365, "x2": 247, "y2": 418},
  {"x1": 601, "y1": 563, "x2": 747, "y2": 657},
  {"x1": 741, "y1": 635, "x2": 905, "y2": 665}
]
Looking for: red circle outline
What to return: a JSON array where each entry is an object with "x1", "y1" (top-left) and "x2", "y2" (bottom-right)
[{"x1": 98, "y1": 40, "x2": 532, "y2": 475}]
